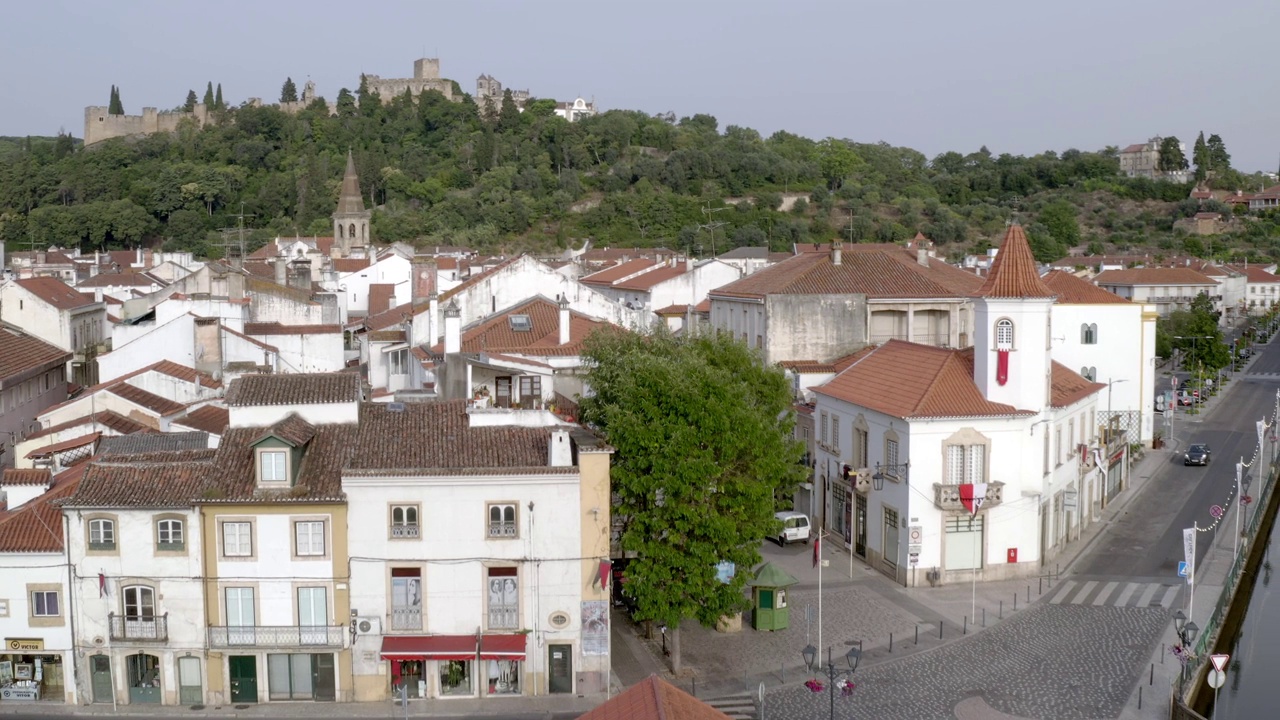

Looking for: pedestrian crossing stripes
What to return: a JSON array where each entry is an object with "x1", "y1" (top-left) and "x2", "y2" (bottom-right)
[
  {"x1": 703, "y1": 693, "x2": 756, "y2": 719},
  {"x1": 1048, "y1": 580, "x2": 1180, "y2": 608}
]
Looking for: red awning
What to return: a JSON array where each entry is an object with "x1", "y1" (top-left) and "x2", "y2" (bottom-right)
[
  {"x1": 479, "y1": 634, "x2": 527, "y2": 660},
  {"x1": 380, "y1": 635, "x2": 477, "y2": 662}
]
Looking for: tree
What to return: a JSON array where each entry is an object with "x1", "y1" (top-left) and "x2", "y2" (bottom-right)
[
  {"x1": 108, "y1": 85, "x2": 123, "y2": 115},
  {"x1": 579, "y1": 328, "x2": 806, "y2": 673},
  {"x1": 280, "y1": 77, "x2": 298, "y2": 103},
  {"x1": 1157, "y1": 136, "x2": 1188, "y2": 173},
  {"x1": 184, "y1": 89, "x2": 197, "y2": 112},
  {"x1": 817, "y1": 138, "x2": 861, "y2": 191},
  {"x1": 202, "y1": 82, "x2": 214, "y2": 107},
  {"x1": 214, "y1": 83, "x2": 224, "y2": 111},
  {"x1": 1038, "y1": 200, "x2": 1080, "y2": 249},
  {"x1": 1192, "y1": 131, "x2": 1208, "y2": 181},
  {"x1": 1206, "y1": 134, "x2": 1231, "y2": 172}
]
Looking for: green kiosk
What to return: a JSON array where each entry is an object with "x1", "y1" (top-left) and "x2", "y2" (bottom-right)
[{"x1": 748, "y1": 562, "x2": 799, "y2": 631}]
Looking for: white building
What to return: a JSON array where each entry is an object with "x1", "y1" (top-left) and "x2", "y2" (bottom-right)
[
  {"x1": 0, "y1": 276, "x2": 109, "y2": 386},
  {"x1": 1093, "y1": 267, "x2": 1221, "y2": 319},
  {"x1": 580, "y1": 257, "x2": 742, "y2": 315},
  {"x1": 1228, "y1": 264, "x2": 1280, "y2": 315},
  {"x1": 343, "y1": 401, "x2": 612, "y2": 702}
]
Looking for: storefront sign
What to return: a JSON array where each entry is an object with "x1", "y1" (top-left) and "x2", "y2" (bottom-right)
[
  {"x1": 0, "y1": 687, "x2": 40, "y2": 701},
  {"x1": 4, "y1": 638, "x2": 42, "y2": 651}
]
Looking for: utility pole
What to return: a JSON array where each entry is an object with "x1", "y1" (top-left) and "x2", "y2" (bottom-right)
[
  {"x1": 699, "y1": 203, "x2": 728, "y2": 258},
  {"x1": 216, "y1": 202, "x2": 255, "y2": 268}
]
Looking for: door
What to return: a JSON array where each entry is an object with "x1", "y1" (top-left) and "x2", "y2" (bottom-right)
[
  {"x1": 229, "y1": 656, "x2": 257, "y2": 703},
  {"x1": 854, "y1": 494, "x2": 867, "y2": 558},
  {"x1": 882, "y1": 507, "x2": 900, "y2": 569},
  {"x1": 225, "y1": 588, "x2": 255, "y2": 645},
  {"x1": 312, "y1": 654, "x2": 336, "y2": 702},
  {"x1": 297, "y1": 588, "x2": 327, "y2": 645},
  {"x1": 548, "y1": 644, "x2": 572, "y2": 694},
  {"x1": 90, "y1": 655, "x2": 113, "y2": 704},
  {"x1": 178, "y1": 656, "x2": 203, "y2": 705},
  {"x1": 123, "y1": 586, "x2": 156, "y2": 639}
]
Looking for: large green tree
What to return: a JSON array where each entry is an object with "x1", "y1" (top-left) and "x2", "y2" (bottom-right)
[
  {"x1": 817, "y1": 138, "x2": 861, "y2": 191},
  {"x1": 1158, "y1": 136, "x2": 1188, "y2": 173},
  {"x1": 184, "y1": 89, "x2": 197, "y2": 112},
  {"x1": 579, "y1": 328, "x2": 806, "y2": 672},
  {"x1": 1206, "y1": 134, "x2": 1231, "y2": 172},
  {"x1": 1192, "y1": 131, "x2": 1208, "y2": 181},
  {"x1": 280, "y1": 77, "x2": 298, "y2": 103},
  {"x1": 108, "y1": 85, "x2": 123, "y2": 115}
]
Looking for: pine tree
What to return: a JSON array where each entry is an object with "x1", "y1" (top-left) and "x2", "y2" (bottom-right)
[
  {"x1": 202, "y1": 82, "x2": 214, "y2": 107},
  {"x1": 108, "y1": 85, "x2": 123, "y2": 115},
  {"x1": 1206, "y1": 134, "x2": 1231, "y2": 172},
  {"x1": 280, "y1": 77, "x2": 298, "y2": 103},
  {"x1": 1192, "y1": 131, "x2": 1208, "y2": 181},
  {"x1": 215, "y1": 83, "x2": 224, "y2": 111},
  {"x1": 184, "y1": 90, "x2": 197, "y2": 112}
]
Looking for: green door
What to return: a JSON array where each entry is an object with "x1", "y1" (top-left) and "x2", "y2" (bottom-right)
[
  {"x1": 90, "y1": 655, "x2": 113, "y2": 704},
  {"x1": 312, "y1": 654, "x2": 335, "y2": 702},
  {"x1": 228, "y1": 656, "x2": 257, "y2": 703},
  {"x1": 548, "y1": 644, "x2": 572, "y2": 694},
  {"x1": 178, "y1": 656, "x2": 203, "y2": 705}
]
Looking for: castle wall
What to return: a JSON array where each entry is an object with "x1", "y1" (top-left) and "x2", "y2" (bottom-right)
[
  {"x1": 84, "y1": 104, "x2": 209, "y2": 146},
  {"x1": 364, "y1": 78, "x2": 455, "y2": 103}
]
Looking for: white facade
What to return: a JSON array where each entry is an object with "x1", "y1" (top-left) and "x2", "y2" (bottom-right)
[
  {"x1": 0, "y1": 552, "x2": 76, "y2": 703},
  {"x1": 331, "y1": 254, "x2": 411, "y2": 316}
]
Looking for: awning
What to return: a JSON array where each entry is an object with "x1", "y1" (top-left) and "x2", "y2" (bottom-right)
[
  {"x1": 26, "y1": 432, "x2": 101, "y2": 458},
  {"x1": 479, "y1": 634, "x2": 526, "y2": 661},
  {"x1": 380, "y1": 635, "x2": 477, "y2": 662}
]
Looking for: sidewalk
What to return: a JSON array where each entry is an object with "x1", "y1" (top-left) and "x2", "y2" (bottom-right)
[{"x1": 4, "y1": 694, "x2": 599, "y2": 719}]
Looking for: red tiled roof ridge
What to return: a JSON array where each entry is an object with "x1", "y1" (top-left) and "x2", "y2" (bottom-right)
[
  {"x1": 974, "y1": 225, "x2": 1055, "y2": 299},
  {"x1": 1040, "y1": 271, "x2": 1131, "y2": 305}
]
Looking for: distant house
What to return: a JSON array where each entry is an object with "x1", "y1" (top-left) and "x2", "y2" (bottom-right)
[
  {"x1": 1093, "y1": 267, "x2": 1220, "y2": 318},
  {"x1": 1117, "y1": 136, "x2": 1189, "y2": 182},
  {"x1": 0, "y1": 276, "x2": 109, "y2": 385}
]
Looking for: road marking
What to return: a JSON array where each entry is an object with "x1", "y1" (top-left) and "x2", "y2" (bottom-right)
[
  {"x1": 1159, "y1": 585, "x2": 1179, "y2": 608},
  {"x1": 1114, "y1": 582, "x2": 1139, "y2": 607},
  {"x1": 1092, "y1": 581, "x2": 1119, "y2": 606},
  {"x1": 1136, "y1": 583, "x2": 1159, "y2": 607},
  {"x1": 1049, "y1": 580, "x2": 1077, "y2": 604},
  {"x1": 1071, "y1": 580, "x2": 1098, "y2": 604}
]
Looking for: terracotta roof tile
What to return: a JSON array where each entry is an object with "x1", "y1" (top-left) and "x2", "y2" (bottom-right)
[
  {"x1": 437, "y1": 257, "x2": 459, "y2": 270},
  {"x1": 225, "y1": 372, "x2": 362, "y2": 407},
  {"x1": 368, "y1": 284, "x2": 396, "y2": 316},
  {"x1": 15, "y1": 276, "x2": 96, "y2": 310},
  {"x1": 363, "y1": 300, "x2": 428, "y2": 332},
  {"x1": 26, "y1": 411, "x2": 150, "y2": 441},
  {"x1": 258, "y1": 413, "x2": 316, "y2": 447},
  {"x1": 431, "y1": 297, "x2": 611, "y2": 357},
  {"x1": 0, "y1": 465, "x2": 85, "y2": 552},
  {"x1": 814, "y1": 340, "x2": 1028, "y2": 419},
  {"x1": 333, "y1": 257, "x2": 372, "y2": 273},
  {"x1": 0, "y1": 327, "x2": 72, "y2": 382},
  {"x1": 76, "y1": 271, "x2": 164, "y2": 289},
  {"x1": 974, "y1": 225, "x2": 1055, "y2": 299},
  {"x1": 369, "y1": 330, "x2": 406, "y2": 343},
  {"x1": 202, "y1": 418, "x2": 355, "y2": 503},
  {"x1": 26, "y1": 432, "x2": 100, "y2": 458},
  {"x1": 1226, "y1": 265, "x2": 1280, "y2": 284},
  {"x1": 576, "y1": 674, "x2": 734, "y2": 720},
  {"x1": 2, "y1": 469, "x2": 52, "y2": 487},
  {"x1": 778, "y1": 360, "x2": 836, "y2": 373},
  {"x1": 242, "y1": 322, "x2": 342, "y2": 335},
  {"x1": 172, "y1": 405, "x2": 229, "y2": 436},
  {"x1": 611, "y1": 262, "x2": 688, "y2": 291},
  {"x1": 1092, "y1": 268, "x2": 1217, "y2": 286},
  {"x1": 63, "y1": 450, "x2": 215, "y2": 507},
  {"x1": 97, "y1": 432, "x2": 210, "y2": 456},
  {"x1": 106, "y1": 384, "x2": 186, "y2": 415},
  {"x1": 1051, "y1": 362, "x2": 1106, "y2": 408},
  {"x1": 1040, "y1": 271, "x2": 1131, "y2": 304},
  {"x1": 580, "y1": 259, "x2": 660, "y2": 286}
]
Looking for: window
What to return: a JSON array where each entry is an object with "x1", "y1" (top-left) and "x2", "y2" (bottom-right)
[
  {"x1": 1055, "y1": 426, "x2": 1063, "y2": 467},
  {"x1": 886, "y1": 438, "x2": 900, "y2": 469},
  {"x1": 225, "y1": 587, "x2": 255, "y2": 644},
  {"x1": 995, "y1": 319, "x2": 1014, "y2": 349},
  {"x1": 487, "y1": 567, "x2": 519, "y2": 629},
  {"x1": 297, "y1": 588, "x2": 328, "y2": 644},
  {"x1": 156, "y1": 518, "x2": 184, "y2": 551},
  {"x1": 1080, "y1": 366, "x2": 1096, "y2": 382},
  {"x1": 89, "y1": 518, "x2": 116, "y2": 551},
  {"x1": 854, "y1": 427, "x2": 869, "y2": 468},
  {"x1": 123, "y1": 585, "x2": 156, "y2": 620},
  {"x1": 1068, "y1": 419, "x2": 1075, "y2": 457},
  {"x1": 830, "y1": 416, "x2": 840, "y2": 452},
  {"x1": 391, "y1": 505, "x2": 420, "y2": 538},
  {"x1": 222, "y1": 522, "x2": 252, "y2": 557},
  {"x1": 946, "y1": 444, "x2": 986, "y2": 485},
  {"x1": 1081, "y1": 323, "x2": 1098, "y2": 344},
  {"x1": 488, "y1": 504, "x2": 517, "y2": 538},
  {"x1": 390, "y1": 348, "x2": 409, "y2": 375},
  {"x1": 518, "y1": 375, "x2": 542, "y2": 403},
  {"x1": 32, "y1": 590, "x2": 59, "y2": 617},
  {"x1": 259, "y1": 450, "x2": 288, "y2": 485},
  {"x1": 391, "y1": 568, "x2": 422, "y2": 630},
  {"x1": 820, "y1": 412, "x2": 829, "y2": 447},
  {"x1": 295, "y1": 521, "x2": 326, "y2": 556}
]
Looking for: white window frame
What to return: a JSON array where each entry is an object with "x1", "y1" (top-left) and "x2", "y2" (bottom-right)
[
  {"x1": 995, "y1": 318, "x2": 1014, "y2": 349},
  {"x1": 258, "y1": 449, "x2": 288, "y2": 485},
  {"x1": 222, "y1": 522, "x2": 253, "y2": 557},
  {"x1": 89, "y1": 518, "x2": 115, "y2": 549},
  {"x1": 391, "y1": 505, "x2": 420, "y2": 538},
  {"x1": 157, "y1": 518, "x2": 184, "y2": 549},
  {"x1": 31, "y1": 590, "x2": 59, "y2": 617},
  {"x1": 295, "y1": 520, "x2": 326, "y2": 556}
]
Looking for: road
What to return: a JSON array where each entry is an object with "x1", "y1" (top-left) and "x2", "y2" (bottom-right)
[{"x1": 0, "y1": 714, "x2": 580, "y2": 720}]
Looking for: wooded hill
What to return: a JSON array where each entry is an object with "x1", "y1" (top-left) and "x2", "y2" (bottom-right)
[{"x1": 1, "y1": 88, "x2": 1276, "y2": 263}]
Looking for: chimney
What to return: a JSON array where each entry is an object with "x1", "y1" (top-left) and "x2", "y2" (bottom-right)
[
  {"x1": 94, "y1": 288, "x2": 103, "y2": 303},
  {"x1": 685, "y1": 256, "x2": 694, "y2": 272},
  {"x1": 429, "y1": 292, "x2": 440, "y2": 345},
  {"x1": 918, "y1": 248, "x2": 929, "y2": 266},
  {"x1": 548, "y1": 428, "x2": 573, "y2": 467},
  {"x1": 443, "y1": 300, "x2": 461, "y2": 354},
  {"x1": 289, "y1": 259, "x2": 312, "y2": 290},
  {"x1": 412, "y1": 256, "x2": 437, "y2": 303},
  {"x1": 94, "y1": 249, "x2": 100, "y2": 265},
  {"x1": 143, "y1": 249, "x2": 153, "y2": 268},
  {"x1": 89, "y1": 263, "x2": 99, "y2": 278},
  {"x1": 36, "y1": 251, "x2": 46, "y2": 265},
  {"x1": 135, "y1": 247, "x2": 142, "y2": 267},
  {"x1": 274, "y1": 257, "x2": 287, "y2": 286},
  {"x1": 558, "y1": 295, "x2": 571, "y2": 346},
  {"x1": 831, "y1": 241, "x2": 842, "y2": 266},
  {"x1": 193, "y1": 317, "x2": 224, "y2": 378}
]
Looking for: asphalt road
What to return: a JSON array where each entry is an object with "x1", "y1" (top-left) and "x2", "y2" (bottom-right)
[
  {"x1": 1078, "y1": 333, "x2": 1280, "y2": 581},
  {"x1": 0, "y1": 715, "x2": 581, "y2": 720}
]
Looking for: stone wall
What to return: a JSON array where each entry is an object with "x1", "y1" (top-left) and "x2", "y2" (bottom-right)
[{"x1": 84, "y1": 104, "x2": 210, "y2": 146}]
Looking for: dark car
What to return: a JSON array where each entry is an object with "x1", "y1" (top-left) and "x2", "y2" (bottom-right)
[
  {"x1": 1238, "y1": 347, "x2": 1253, "y2": 360},
  {"x1": 1184, "y1": 443, "x2": 1211, "y2": 466}
]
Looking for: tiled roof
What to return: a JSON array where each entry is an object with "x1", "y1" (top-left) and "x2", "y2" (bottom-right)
[
  {"x1": 778, "y1": 360, "x2": 836, "y2": 373},
  {"x1": 172, "y1": 405, "x2": 230, "y2": 436},
  {"x1": 1093, "y1": 268, "x2": 1217, "y2": 286},
  {"x1": 1050, "y1": 362, "x2": 1106, "y2": 408},
  {"x1": 1, "y1": 469, "x2": 52, "y2": 487},
  {"x1": 0, "y1": 327, "x2": 72, "y2": 382},
  {"x1": 436, "y1": 257, "x2": 459, "y2": 270},
  {"x1": 78, "y1": 271, "x2": 164, "y2": 289},
  {"x1": 363, "y1": 299, "x2": 429, "y2": 332},
  {"x1": 26, "y1": 411, "x2": 150, "y2": 441},
  {"x1": 578, "y1": 247, "x2": 675, "y2": 263},
  {"x1": 0, "y1": 464, "x2": 85, "y2": 552},
  {"x1": 576, "y1": 674, "x2": 733, "y2": 720},
  {"x1": 97, "y1": 432, "x2": 210, "y2": 456},
  {"x1": 106, "y1": 383, "x2": 186, "y2": 415},
  {"x1": 25, "y1": 432, "x2": 101, "y2": 458},
  {"x1": 580, "y1": 259, "x2": 660, "y2": 286},
  {"x1": 225, "y1": 372, "x2": 362, "y2": 407},
  {"x1": 431, "y1": 297, "x2": 611, "y2": 357},
  {"x1": 15, "y1": 276, "x2": 96, "y2": 310},
  {"x1": 368, "y1": 284, "x2": 395, "y2": 316},
  {"x1": 814, "y1": 340, "x2": 1028, "y2": 419},
  {"x1": 347, "y1": 401, "x2": 566, "y2": 475},
  {"x1": 202, "y1": 418, "x2": 355, "y2": 503},
  {"x1": 717, "y1": 246, "x2": 771, "y2": 260},
  {"x1": 258, "y1": 413, "x2": 316, "y2": 447},
  {"x1": 333, "y1": 257, "x2": 371, "y2": 273},
  {"x1": 1040, "y1": 271, "x2": 1131, "y2": 305},
  {"x1": 11, "y1": 250, "x2": 75, "y2": 265},
  {"x1": 243, "y1": 322, "x2": 341, "y2": 335},
  {"x1": 1227, "y1": 265, "x2": 1280, "y2": 284},
  {"x1": 974, "y1": 225, "x2": 1055, "y2": 299},
  {"x1": 611, "y1": 262, "x2": 689, "y2": 291},
  {"x1": 711, "y1": 244, "x2": 982, "y2": 300},
  {"x1": 1120, "y1": 143, "x2": 1148, "y2": 154},
  {"x1": 369, "y1": 330, "x2": 406, "y2": 343},
  {"x1": 63, "y1": 450, "x2": 215, "y2": 508}
]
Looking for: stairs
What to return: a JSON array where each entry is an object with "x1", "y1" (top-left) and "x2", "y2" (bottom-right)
[{"x1": 703, "y1": 692, "x2": 757, "y2": 719}]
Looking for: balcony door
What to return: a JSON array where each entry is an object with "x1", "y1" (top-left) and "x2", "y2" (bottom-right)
[
  {"x1": 123, "y1": 585, "x2": 156, "y2": 639},
  {"x1": 226, "y1": 587, "x2": 256, "y2": 645},
  {"x1": 297, "y1": 588, "x2": 328, "y2": 645}
]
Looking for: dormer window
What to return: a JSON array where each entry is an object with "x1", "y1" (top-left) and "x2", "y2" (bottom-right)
[{"x1": 257, "y1": 449, "x2": 289, "y2": 486}]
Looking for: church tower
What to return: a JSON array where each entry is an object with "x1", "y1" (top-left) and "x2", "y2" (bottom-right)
[
  {"x1": 971, "y1": 224, "x2": 1057, "y2": 411},
  {"x1": 333, "y1": 150, "x2": 370, "y2": 257}
]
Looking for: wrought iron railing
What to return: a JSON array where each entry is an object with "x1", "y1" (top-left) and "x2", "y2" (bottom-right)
[
  {"x1": 488, "y1": 521, "x2": 517, "y2": 538},
  {"x1": 109, "y1": 613, "x2": 167, "y2": 642},
  {"x1": 488, "y1": 606, "x2": 518, "y2": 629},
  {"x1": 390, "y1": 524, "x2": 419, "y2": 538},
  {"x1": 207, "y1": 624, "x2": 345, "y2": 648},
  {"x1": 390, "y1": 608, "x2": 421, "y2": 631}
]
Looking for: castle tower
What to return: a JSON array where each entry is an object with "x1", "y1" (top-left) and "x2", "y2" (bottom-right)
[
  {"x1": 333, "y1": 150, "x2": 370, "y2": 257},
  {"x1": 971, "y1": 224, "x2": 1057, "y2": 411}
]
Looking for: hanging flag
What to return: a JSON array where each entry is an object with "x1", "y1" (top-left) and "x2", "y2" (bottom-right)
[
  {"x1": 98, "y1": 572, "x2": 107, "y2": 598},
  {"x1": 813, "y1": 534, "x2": 821, "y2": 569},
  {"x1": 598, "y1": 560, "x2": 611, "y2": 591},
  {"x1": 959, "y1": 484, "x2": 987, "y2": 516},
  {"x1": 996, "y1": 350, "x2": 1009, "y2": 386}
]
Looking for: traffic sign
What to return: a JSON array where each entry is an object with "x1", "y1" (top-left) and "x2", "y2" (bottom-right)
[
  {"x1": 1211, "y1": 653, "x2": 1230, "y2": 673},
  {"x1": 1210, "y1": 504, "x2": 1224, "y2": 519},
  {"x1": 908, "y1": 525, "x2": 922, "y2": 543},
  {"x1": 909, "y1": 552, "x2": 920, "y2": 566},
  {"x1": 1177, "y1": 561, "x2": 1189, "y2": 578},
  {"x1": 1208, "y1": 669, "x2": 1226, "y2": 689}
]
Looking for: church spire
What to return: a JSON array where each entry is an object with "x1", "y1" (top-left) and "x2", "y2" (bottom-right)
[
  {"x1": 336, "y1": 150, "x2": 364, "y2": 215},
  {"x1": 974, "y1": 224, "x2": 1055, "y2": 299},
  {"x1": 333, "y1": 149, "x2": 371, "y2": 255}
]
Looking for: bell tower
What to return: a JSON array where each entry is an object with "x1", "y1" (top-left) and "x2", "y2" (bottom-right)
[{"x1": 333, "y1": 150, "x2": 370, "y2": 257}]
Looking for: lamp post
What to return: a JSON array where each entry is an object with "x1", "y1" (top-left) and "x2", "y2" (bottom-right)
[
  {"x1": 1106, "y1": 378, "x2": 1128, "y2": 443},
  {"x1": 802, "y1": 641, "x2": 862, "y2": 720},
  {"x1": 1173, "y1": 335, "x2": 1214, "y2": 412},
  {"x1": 1172, "y1": 610, "x2": 1200, "y2": 694}
]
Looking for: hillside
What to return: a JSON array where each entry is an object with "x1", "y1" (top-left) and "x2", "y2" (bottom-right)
[{"x1": 0, "y1": 91, "x2": 1275, "y2": 263}]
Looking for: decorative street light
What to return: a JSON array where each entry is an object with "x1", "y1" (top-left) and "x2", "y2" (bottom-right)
[
  {"x1": 1172, "y1": 609, "x2": 1200, "y2": 693},
  {"x1": 1173, "y1": 335, "x2": 1214, "y2": 411},
  {"x1": 871, "y1": 462, "x2": 909, "y2": 490},
  {"x1": 802, "y1": 641, "x2": 862, "y2": 720}
]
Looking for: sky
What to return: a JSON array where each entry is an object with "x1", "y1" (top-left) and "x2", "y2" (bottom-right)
[{"x1": 3, "y1": 0, "x2": 1278, "y2": 171}]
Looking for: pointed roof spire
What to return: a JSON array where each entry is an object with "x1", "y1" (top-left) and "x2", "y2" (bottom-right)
[
  {"x1": 335, "y1": 150, "x2": 365, "y2": 215},
  {"x1": 973, "y1": 224, "x2": 1055, "y2": 299}
]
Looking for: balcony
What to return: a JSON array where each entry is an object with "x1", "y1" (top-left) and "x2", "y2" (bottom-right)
[
  {"x1": 109, "y1": 613, "x2": 168, "y2": 642},
  {"x1": 390, "y1": 607, "x2": 421, "y2": 631},
  {"x1": 207, "y1": 624, "x2": 345, "y2": 649},
  {"x1": 390, "y1": 524, "x2": 420, "y2": 538},
  {"x1": 487, "y1": 606, "x2": 518, "y2": 630},
  {"x1": 933, "y1": 481, "x2": 1005, "y2": 512},
  {"x1": 488, "y1": 521, "x2": 517, "y2": 538}
]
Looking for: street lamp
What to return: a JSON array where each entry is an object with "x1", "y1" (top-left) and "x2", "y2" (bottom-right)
[
  {"x1": 871, "y1": 462, "x2": 909, "y2": 489},
  {"x1": 802, "y1": 641, "x2": 862, "y2": 720},
  {"x1": 1106, "y1": 378, "x2": 1127, "y2": 443},
  {"x1": 1172, "y1": 609, "x2": 1200, "y2": 693}
]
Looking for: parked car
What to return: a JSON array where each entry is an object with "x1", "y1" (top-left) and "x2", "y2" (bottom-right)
[
  {"x1": 774, "y1": 511, "x2": 811, "y2": 545},
  {"x1": 1238, "y1": 347, "x2": 1253, "y2": 360},
  {"x1": 1184, "y1": 443, "x2": 1212, "y2": 466}
]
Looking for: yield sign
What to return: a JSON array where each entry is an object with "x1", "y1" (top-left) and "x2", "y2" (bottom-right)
[{"x1": 1210, "y1": 653, "x2": 1230, "y2": 673}]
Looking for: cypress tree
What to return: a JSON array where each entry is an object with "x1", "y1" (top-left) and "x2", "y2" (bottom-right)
[
  {"x1": 108, "y1": 85, "x2": 124, "y2": 115},
  {"x1": 184, "y1": 89, "x2": 197, "y2": 112},
  {"x1": 203, "y1": 82, "x2": 215, "y2": 107},
  {"x1": 280, "y1": 77, "x2": 298, "y2": 103},
  {"x1": 215, "y1": 83, "x2": 224, "y2": 110}
]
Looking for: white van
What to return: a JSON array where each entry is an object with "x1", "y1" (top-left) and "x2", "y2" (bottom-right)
[{"x1": 774, "y1": 511, "x2": 811, "y2": 545}]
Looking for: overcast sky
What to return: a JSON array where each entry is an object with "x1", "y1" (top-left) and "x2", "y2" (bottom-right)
[{"x1": 4, "y1": 0, "x2": 1277, "y2": 171}]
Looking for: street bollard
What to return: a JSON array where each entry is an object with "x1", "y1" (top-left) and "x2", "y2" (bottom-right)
[
  {"x1": 999, "y1": 600, "x2": 1003, "y2": 619},
  {"x1": 889, "y1": 632, "x2": 893, "y2": 652},
  {"x1": 1161, "y1": 644, "x2": 1165, "y2": 664},
  {"x1": 1138, "y1": 686, "x2": 1143, "y2": 710},
  {"x1": 982, "y1": 608, "x2": 986, "y2": 627},
  {"x1": 963, "y1": 616, "x2": 968, "y2": 635},
  {"x1": 915, "y1": 625, "x2": 919, "y2": 645},
  {"x1": 1039, "y1": 576, "x2": 1043, "y2": 595},
  {"x1": 1027, "y1": 585, "x2": 1031, "y2": 603},
  {"x1": 1150, "y1": 663, "x2": 1154, "y2": 685},
  {"x1": 939, "y1": 622, "x2": 943, "y2": 640},
  {"x1": 1014, "y1": 593, "x2": 1018, "y2": 611}
]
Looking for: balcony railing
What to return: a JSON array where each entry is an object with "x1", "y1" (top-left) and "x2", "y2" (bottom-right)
[
  {"x1": 390, "y1": 607, "x2": 421, "y2": 631},
  {"x1": 207, "y1": 624, "x2": 345, "y2": 648},
  {"x1": 488, "y1": 521, "x2": 517, "y2": 538},
  {"x1": 932, "y1": 481, "x2": 1005, "y2": 512},
  {"x1": 390, "y1": 524, "x2": 420, "y2": 538},
  {"x1": 109, "y1": 613, "x2": 168, "y2": 642},
  {"x1": 488, "y1": 606, "x2": 518, "y2": 630}
]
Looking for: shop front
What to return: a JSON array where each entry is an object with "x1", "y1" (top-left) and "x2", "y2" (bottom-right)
[
  {"x1": 1, "y1": 638, "x2": 66, "y2": 703},
  {"x1": 380, "y1": 634, "x2": 526, "y2": 699}
]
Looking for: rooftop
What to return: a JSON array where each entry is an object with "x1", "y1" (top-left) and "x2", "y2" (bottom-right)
[
  {"x1": 0, "y1": 327, "x2": 72, "y2": 381},
  {"x1": 171, "y1": 405, "x2": 230, "y2": 435},
  {"x1": 62, "y1": 449, "x2": 216, "y2": 508},
  {"x1": 1093, "y1": 267, "x2": 1218, "y2": 286},
  {"x1": 432, "y1": 296, "x2": 612, "y2": 357},
  {"x1": 576, "y1": 674, "x2": 733, "y2": 720},
  {"x1": 1040, "y1": 271, "x2": 1131, "y2": 305},
  {"x1": 0, "y1": 464, "x2": 86, "y2": 553},
  {"x1": 14, "y1": 276, "x2": 96, "y2": 310},
  {"x1": 974, "y1": 225, "x2": 1055, "y2": 299},
  {"x1": 202, "y1": 417, "x2": 355, "y2": 503},
  {"x1": 225, "y1": 372, "x2": 363, "y2": 407}
]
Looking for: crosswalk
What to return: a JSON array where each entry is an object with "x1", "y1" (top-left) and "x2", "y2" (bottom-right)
[
  {"x1": 1047, "y1": 579, "x2": 1180, "y2": 608},
  {"x1": 703, "y1": 692, "x2": 756, "y2": 719}
]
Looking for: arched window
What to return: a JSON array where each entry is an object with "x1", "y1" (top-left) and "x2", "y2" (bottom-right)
[
  {"x1": 349, "y1": 223, "x2": 356, "y2": 239},
  {"x1": 995, "y1": 319, "x2": 1014, "y2": 350},
  {"x1": 337, "y1": 224, "x2": 344, "y2": 240},
  {"x1": 123, "y1": 586, "x2": 156, "y2": 620},
  {"x1": 1081, "y1": 323, "x2": 1098, "y2": 344},
  {"x1": 361, "y1": 223, "x2": 367, "y2": 240},
  {"x1": 89, "y1": 518, "x2": 115, "y2": 550}
]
